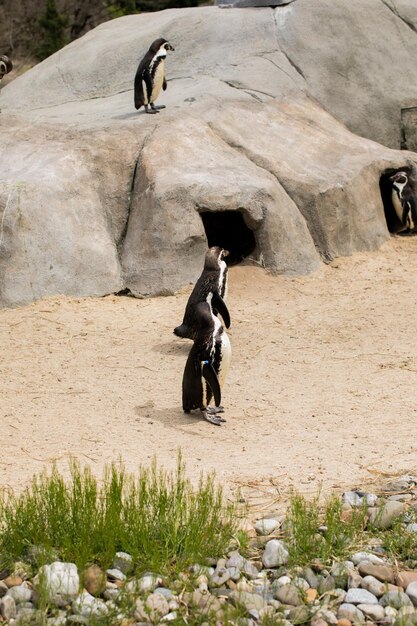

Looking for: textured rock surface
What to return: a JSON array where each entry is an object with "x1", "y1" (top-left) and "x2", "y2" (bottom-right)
[{"x1": 1, "y1": 2, "x2": 417, "y2": 306}]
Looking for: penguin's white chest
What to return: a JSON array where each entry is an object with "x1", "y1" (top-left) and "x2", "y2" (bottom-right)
[
  {"x1": 392, "y1": 189, "x2": 404, "y2": 223},
  {"x1": 151, "y1": 60, "x2": 165, "y2": 103}
]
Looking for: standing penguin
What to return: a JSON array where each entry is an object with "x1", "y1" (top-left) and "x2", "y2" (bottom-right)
[
  {"x1": 0, "y1": 55, "x2": 13, "y2": 82},
  {"x1": 174, "y1": 246, "x2": 230, "y2": 340},
  {"x1": 134, "y1": 38, "x2": 174, "y2": 114},
  {"x1": 389, "y1": 171, "x2": 417, "y2": 234},
  {"x1": 182, "y1": 302, "x2": 231, "y2": 426}
]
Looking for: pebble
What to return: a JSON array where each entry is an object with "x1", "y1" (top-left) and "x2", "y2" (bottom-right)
[
  {"x1": 357, "y1": 562, "x2": 396, "y2": 583},
  {"x1": 0, "y1": 595, "x2": 17, "y2": 620},
  {"x1": 274, "y1": 584, "x2": 303, "y2": 606},
  {"x1": 83, "y1": 564, "x2": 106, "y2": 596},
  {"x1": 357, "y1": 603, "x2": 385, "y2": 621},
  {"x1": 397, "y1": 572, "x2": 417, "y2": 589},
  {"x1": 361, "y1": 574, "x2": 386, "y2": 597},
  {"x1": 351, "y1": 552, "x2": 385, "y2": 565},
  {"x1": 35, "y1": 562, "x2": 79, "y2": 607},
  {"x1": 226, "y1": 551, "x2": 245, "y2": 570},
  {"x1": 380, "y1": 591, "x2": 413, "y2": 609},
  {"x1": 254, "y1": 518, "x2": 279, "y2": 536},
  {"x1": 112, "y1": 551, "x2": 134, "y2": 574},
  {"x1": 344, "y1": 588, "x2": 379, "y2": 605},
  {"x1": 406, "y1": 582, "x2": 417, "y2": 607},
  {"x1": 368, "y1": 501, "x2": 404, "y2": 529},
  {"x1": 72, "y1": 590, "x2": 108, "y2": 618},
  {"x1": 6, "y1": 584, "x2": 32, "y2": 604},
  {"x1": 106, "y1": 567, "x2": 126, "y2": 582},
  {"x1": 337, "y1": 603, "x2": 365, "y2": 622},
  {"x1": 262, "y1": 539, "x2": 289, "y2": 568}
]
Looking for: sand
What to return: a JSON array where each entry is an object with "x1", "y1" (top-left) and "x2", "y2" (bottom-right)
[{"x1": 1, "y1": 236, "x2": 417, "y2": 509}]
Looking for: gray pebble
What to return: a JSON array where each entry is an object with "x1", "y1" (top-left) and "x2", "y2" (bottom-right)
[
  {"x1": 345, "y1": 587, "x2": 378, "y2": 605},
  {"x1": 254, "y1": 518, "x2": 279, "y2": 536},
  {"x1": 6, "y1": 584, "x2": 32, "y2": 604},
  {"x1": 210, "y1": 567, "x2": 230, "y2": 587},
  {"x1": 358, "y1": 603, "x2": 386, "y2": 621},
  {"x1": 226, "y1": 551, "x2": 245, "y2": 570},
  {"x1": 0, "y1": 595, "x2": 16, "y2": 620},
  {"x1": 351, "y1": 551, "x2": 385, "y2": 565},
  {"x1": 262, "y1": 539, "x2": 289, "y2": 568},
  {"x1": 242, "y1": 561, "x2": 259, "y2": 579},
  {"x1": 406, "y1": 582, "x2": 417, "y2": 607},
  {"x1": 380, "y1": 591, "x2": 413, "y2": 609},
  {"x1": 105, "y1": 568, "x2": 126, "y2": 582},
  {"x1": 368, "y1": 501, "x2": 404, "y2": 530},
  {"x1": 112, "y1": 552, "x2": 133, "y2": 575},
  {"x1": 274, "y1": 584, "x2": 303, "y2": 606}
]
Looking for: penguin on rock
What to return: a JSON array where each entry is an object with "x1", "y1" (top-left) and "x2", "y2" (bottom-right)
[
  {"x1": 134, "y1": 38, "x2": 174, "y2": 114},
  {"x1": 174, "y1": 246, "x2": 230, "y2": 340},
  {"x1": 389, "y1": 171, "x2": 417, "y2": 234},
  {"x1": 182, "y1": 302, "x2": 231, "y2": 427},
  {"x1": 0, "y1": 55, "x2": 13, "y2": 82}
]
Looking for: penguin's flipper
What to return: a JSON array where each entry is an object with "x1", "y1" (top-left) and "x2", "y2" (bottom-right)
[
  {"x1": 212, "y1": 293, "x2": 231, "y2": 329},
  {"x1": 174, "y1": 324, "x2": 191, "y2": 339},
  {"x1": 202, "y1": 361, "x2": 221, "y2": 406},
  {"x1": 200, "y1": 409, "x2": 226, "y2": 426},
  {"x1": 163, "y1": 77, "x2": 167, "y2": 91}
]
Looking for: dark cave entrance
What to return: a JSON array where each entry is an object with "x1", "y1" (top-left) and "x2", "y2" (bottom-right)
[
  {"x1": 200, "y1": 210, "x2": 257, "y2": 266},
  {"x1": 379, "y1": 166, "x2": 416, "y2": 235}
]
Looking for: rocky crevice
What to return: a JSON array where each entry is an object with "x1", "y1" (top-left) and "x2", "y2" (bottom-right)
[{"x1": 380, "y1": 0, "x2": 417, "y2": 35}]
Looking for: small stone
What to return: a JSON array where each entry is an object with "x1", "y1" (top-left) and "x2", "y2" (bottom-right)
[
  {"x1": 106, "y1": 568, "x2": 126, "y2": 582},
  {"x1": 358, "y1": 563, "x2": 395, "y2": 583},
  {"x1": 82, "y1": 564, "x2": 106, "y2": 597},
  {"x1": 351, "y1": 552, "x2": 385, "y2": 565},
  {"x1": 288, "y1": 606, "x2": 311, "y2": 623},
  {"x1": 306, "y1": 588, "x2": 318, "y2": 603},
  {"x1": 380, "y1": 591, "x2": 413, "y2": 609},
  {"x1": 34, "y1": 562, "x2": 79, "y2": 607},
  {"x1": 343, "y1": 491, "x2": 365, "y2": 507},
  {"x1": 316, "y1": 609, "x2": 338, "y2": 624},
  {"x1": 72, "y1": 589, "x2": 108, "y2": 618},
  {"x1": 210, "y1": 567, "x2": 230, "y2": 587},
  {"x1": 254, "y1": 518, "x2": 279, "y2": 536},
  {"x1": 276, "y1": 575, "x2": 292, "y2": 587},
  {"x1": 241, "y1": 561, "x2": 259, "y2": 579},
  {"x1": 361, "y1": 575, "x2": 386, "y2": 597},
  {"x1": 262, "y1": 539, "x2": 289, "y2": 569},
  {"x1": 407, "y1": 524, "x2": 417, "y2": 533},
  {"x1": 319, "y1": 575, "x2": 336, "y2": 594},
  {"x1": 358, "y1": 603, "x2": 385, "y2": 621},
  {"x1": 3, "y1": 576, "x2": 23, "y2": 588},
  {"x1": 406, "y1": 582, "x2": 417, "y2": 606},
  {"x1": 6, "y1": 584, "x2": 32, "y2": 604},
  {"x1": 397, "y1": 572, "x2": 417, "y2": 590},
  {"x1": 161, "y1": 612, "x2": 177, "y2": 622},
  {"x1": 0, "y1": 595, "x2": 17, "y2": 620},
  {"x1": 129, "y1": 573, "x2": 163, "y2": 594},
  {"x1": 345, "y1": 588, "x2": 378, "y2": 605},
  {"x1": 337, "y1": 603, "x2": 365, "y2": 623},
  {"x1": 146, "y1": 593, "x2": 170, "y2": 619},
  {"x1": 226, "y1": 552, "x2": 245, "y2": 570},
  {"x1": 385, "y1": 605, "x2": 398, "y2": 617},
  {"x1": 302, "y1": 567, "x2": 320, "y2": 589},
  {"x1": 274, "y1": 584, "x2": 303, "y2": 606},
  {"x1": 368, "y1": 501, "x2": 404, "y2": 530},
  {"x1": 229, "y1": 591, "x2": 267, "y2": 611},
  {"x1": 112, "y1": 552, "x2": 133, "y2": 575},
  {"x1": 337, "y1": 619, "x2": 352, "y2": 626},
  {"x1": 103, "y1": 588, "x2": 120, "y2": 601},
  {"x1": 348, "y1": 570, "x2": 363, "y2": 589}
]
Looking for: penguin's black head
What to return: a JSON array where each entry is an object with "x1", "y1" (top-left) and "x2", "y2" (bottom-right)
[
  {"x1": 204, "y1": 246, "x2": 229, "y2": 270},
  {"x1": 390, "y1": 171, "x2": 408, "y2": 187},
  {"x1": 0, "y1": 55, "x2": 13, "y2": 80},
  {"x1": 148, "y1": 38, "x2": 175, "y2": 54}
]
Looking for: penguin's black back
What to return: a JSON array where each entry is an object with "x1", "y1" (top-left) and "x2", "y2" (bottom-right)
[{"x1": 182, "y1": 304, "x2": 216, "y2": 411}]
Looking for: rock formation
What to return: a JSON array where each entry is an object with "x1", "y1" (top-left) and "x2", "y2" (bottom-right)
[{"x1": 0, "y1": 1, "x2": 417, "y2": 306}]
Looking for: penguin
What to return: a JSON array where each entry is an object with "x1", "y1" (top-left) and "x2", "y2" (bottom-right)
[
  {"x1": 174, "y1": 246, "x2": 230, "y2": 340},
  {"x1": 0, "y1": 55, "x2": 13, "y2": 81},
  {"x1": 134, "y1": 38, "x2": 174, "y2": 114},
  {"x1": 182, "y1": 301, "x2": 231, "y2": 426},
  {"x1": 389, "y1": 171, "x2": 417, "y2": 234}
]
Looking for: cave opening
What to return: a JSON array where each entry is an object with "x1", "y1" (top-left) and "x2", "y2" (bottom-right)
[
  {"x1": 200, "y1": 210, "x2": 257, "y2": 265},
  {"x1": 379, "y1": 166, "x2": 417, "y2": 235}
]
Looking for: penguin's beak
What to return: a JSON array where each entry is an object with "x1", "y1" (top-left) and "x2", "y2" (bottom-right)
[{"x1": 167, "y1": 44, "x2": 175, "y2": 51}]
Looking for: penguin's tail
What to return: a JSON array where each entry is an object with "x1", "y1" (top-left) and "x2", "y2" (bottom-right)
[{"x1": 173, "y1": 324, "x2": 190, "y2": 339}]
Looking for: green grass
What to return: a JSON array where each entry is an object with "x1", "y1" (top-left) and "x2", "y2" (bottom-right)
[
  {"x1": 286, "y1": 492, "x2": 368, "y2": 567},
  {"x1": 0, "y1": 453, "x2": 238, "y2": 576},
  {"x1": 380, "y1": 507, "x2": 417, "y2": 566}
]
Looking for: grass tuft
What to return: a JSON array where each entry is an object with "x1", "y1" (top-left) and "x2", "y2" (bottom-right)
[
  {"x1": 286, "y1": 492, "x2": 367, "y2": 567},
  {"x1": 0, "y1": 453, "x2": 238, "y2": 575}
]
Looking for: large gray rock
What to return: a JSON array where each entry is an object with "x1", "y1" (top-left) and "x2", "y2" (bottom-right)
[{"x1": 0, "y1": 3, "x2": 417, "y2": 306}]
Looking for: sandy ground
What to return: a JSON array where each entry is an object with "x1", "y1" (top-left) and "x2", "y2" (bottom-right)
[{"x1": 1, "y1": 237, "x2": 417, "y2": 510}]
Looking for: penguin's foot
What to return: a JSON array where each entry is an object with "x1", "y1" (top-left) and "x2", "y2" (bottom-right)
[
  {"x1": 206, "y1": 406, "x2": 225, "y2": 414},
  {"x1": 151, "y1": 104, "x2": 166, "y2": 110},
  {"x1": 144, "y1": 105, "x2": 159, "y2": 114},
  {"x1": 201, "y1": 409, "x2": 226, "y2": 426}
]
